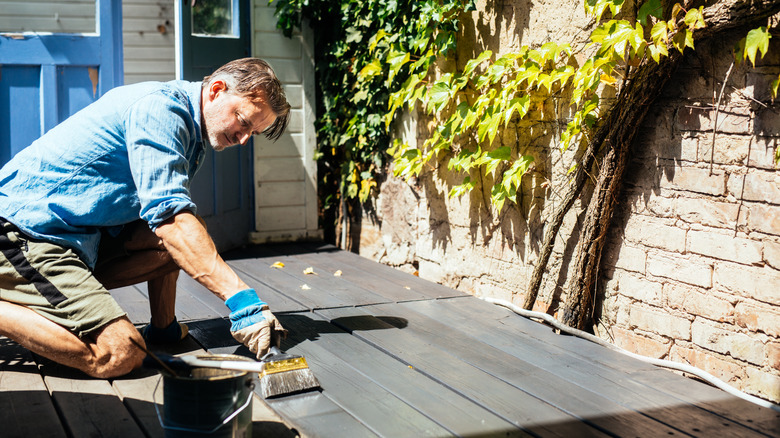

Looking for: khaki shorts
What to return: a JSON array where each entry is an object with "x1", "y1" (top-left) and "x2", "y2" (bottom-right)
[{"x1": 0, "y1": 220, "x2": 126, "y2": 338}]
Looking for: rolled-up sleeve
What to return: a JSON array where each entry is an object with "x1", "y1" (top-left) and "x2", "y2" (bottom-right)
[{"x1": 124, "y1": 90, "x2": 198, "y2": 231}]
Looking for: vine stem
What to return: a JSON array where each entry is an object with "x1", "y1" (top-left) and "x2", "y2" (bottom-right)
[{"x1": 710, "y1": 60, "x2": 734, "y2": 175}]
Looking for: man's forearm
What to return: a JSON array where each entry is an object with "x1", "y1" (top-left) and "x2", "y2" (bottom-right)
[{"x1": 154, "y1": 211, "x2": 248, "y2": 300}]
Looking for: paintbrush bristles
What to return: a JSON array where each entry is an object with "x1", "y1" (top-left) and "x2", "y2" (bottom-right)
[{"x1": 259, "y1": 367, "x2": 320, "y2": 399}]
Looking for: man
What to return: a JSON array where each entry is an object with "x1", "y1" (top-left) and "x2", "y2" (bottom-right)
[{"x1": 0, "y1": 58, "x2": 289, "y2": 378}]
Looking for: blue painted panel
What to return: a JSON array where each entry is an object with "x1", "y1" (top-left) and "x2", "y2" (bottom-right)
[
  {"x1": 0, "y1": 35, "x2": 101, "y2": 65},
  {"x1": 57, "y1": 66, "x2": 99, "y2": 124},
  {"x1": 0, "y1": 66, "x2": 42, "y2": 164}
]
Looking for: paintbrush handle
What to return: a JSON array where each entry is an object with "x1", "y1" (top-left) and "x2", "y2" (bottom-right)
[{"x1": 179, "y1": 356, "x2": 265, "y2": 373}]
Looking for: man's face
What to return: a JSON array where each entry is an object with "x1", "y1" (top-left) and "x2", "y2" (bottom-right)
[{"x1": 202, "y1": 80, "x2": 277, "y2": 151}]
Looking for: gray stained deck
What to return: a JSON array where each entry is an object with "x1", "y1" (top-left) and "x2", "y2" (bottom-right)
[{"x1": 1, "y1": 242, "x2": 778, "y2": 437}]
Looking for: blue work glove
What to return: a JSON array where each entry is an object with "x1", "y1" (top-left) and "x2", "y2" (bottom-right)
[{"x1": 226, "y1": 289, "x2": 287, "y2": 358}]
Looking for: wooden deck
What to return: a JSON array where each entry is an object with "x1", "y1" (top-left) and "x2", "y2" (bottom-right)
[{"x1": 1, "y1": 242, "x2": 778, "y2": 437}]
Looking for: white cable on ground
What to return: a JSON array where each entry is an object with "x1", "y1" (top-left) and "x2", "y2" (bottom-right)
[{"x1": 482, "y1": 297, "x2": 780, "y2": 413}]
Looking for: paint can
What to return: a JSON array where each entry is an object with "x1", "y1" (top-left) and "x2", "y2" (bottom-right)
[{"x1": 157, "y1": 354, "x2": 254, "y2": 437}]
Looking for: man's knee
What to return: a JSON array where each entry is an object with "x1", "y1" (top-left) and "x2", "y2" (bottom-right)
[{"x1": 86, "y1": 318, "x2": 146, "y2": 378}]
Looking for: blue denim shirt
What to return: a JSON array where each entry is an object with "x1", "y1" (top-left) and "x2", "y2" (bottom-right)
[{"x1": 0, "y1": 80, "x2": 206, "y2": 268}]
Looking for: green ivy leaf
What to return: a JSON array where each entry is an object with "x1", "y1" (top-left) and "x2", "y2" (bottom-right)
[
  {"x1": 745, "y1": 27, "x2": 772, "y2": 67},
  {"x1": 448, "y1": 176, "x2": 475, "y2": 198},
  {"x1": 428, "y1": 80, "x2": 452, "y2": 113},
  {"x1": 359, "y1": 59, "x2": 383, "y2": 81},
  {"x1": 637, "y1": 0, "x2": 662, "y2": 26},
  {"x1": 772, "y1": 74, "x2": 780, "y2": 98},
  {"x1": 463, "y1": 50, "x2": 492, "y2": 76}
]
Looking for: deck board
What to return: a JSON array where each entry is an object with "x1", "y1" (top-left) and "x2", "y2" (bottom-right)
[
  {"x1": 0, "y1": 339, "x2": 66, "y2": 438},
  {"x1": 1, "y1": 242, "x2": 777, "y2": 438}
]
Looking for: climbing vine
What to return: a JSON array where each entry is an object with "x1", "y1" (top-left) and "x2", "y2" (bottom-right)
[
  {"x1": 273, "y1": 0, "x2": 474, "y2": 237},
  {"x1": 385, "y1": 0, "x2": 710, "y2": 211}
]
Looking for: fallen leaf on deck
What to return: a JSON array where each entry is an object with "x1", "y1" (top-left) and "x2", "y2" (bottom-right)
[
  {"x1": 413, "y1": 271, "x2": 419, "y2": 277},
  {"x1": 270, "y1": 261, "x2": 285, "y2": 269},
  {"x1": 303, "y1": 267, "x2": 317, "y2": 275},
  {"x1": 404, "y1": 286, "x2": 411, "y2": 290},
  {"x1": 301, "y1": 284, "x2": 311, "y2": 290},
  {"x1": 333, "y1": 270, "x2": 343, "y2": 277}
]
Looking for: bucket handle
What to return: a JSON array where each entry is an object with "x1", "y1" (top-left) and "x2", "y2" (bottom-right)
[{"x1": 152, "y1": 376, "x2": 255, "y2": 434}]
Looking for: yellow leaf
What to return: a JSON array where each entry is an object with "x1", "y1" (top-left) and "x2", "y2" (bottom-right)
[
  {"x1": 303, "y1": 267, "x2": 317, "y2": 275},
  {"x1": 334, "y1": 270, "x2": 343, "y2": 277},
  {"x1": 600, "y1": 73, "x2": 617, "y2": 85},
  {"x1": 270, "y1": 261, "x2": 285, "y2": 269},
  {"x1": 301, "y1": 284, "x2": 311, "y2": 290}
]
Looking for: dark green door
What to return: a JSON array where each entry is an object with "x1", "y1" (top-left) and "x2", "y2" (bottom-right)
[{"x1": 177, "y1": 0, "x2": 253, "y2": 251}]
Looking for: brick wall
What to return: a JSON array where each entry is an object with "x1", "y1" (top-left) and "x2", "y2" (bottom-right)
[
  {"x1": 598, "y1": 32, "x2": 780, "y2": 403},
  {"x1": 347, "y1": 5, "x2": 780, "y2": 403}
]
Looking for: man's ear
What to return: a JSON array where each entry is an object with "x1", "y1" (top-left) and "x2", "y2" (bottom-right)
[{"x1": 208, "y1": 79, "x2": 227, "y2": 101}]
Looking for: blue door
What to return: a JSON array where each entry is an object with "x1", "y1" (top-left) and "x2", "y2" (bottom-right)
[
  {"x1": 177, "y1": 0, "x2": 253, "y2": 250},
  {"x1": 0, "y1": 0, "x2": 123, "y2": 166}
]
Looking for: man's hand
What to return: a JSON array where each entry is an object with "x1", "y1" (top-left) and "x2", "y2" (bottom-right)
[{"x1": 225, "y1": 289, "x2": 287, "y2": 358}]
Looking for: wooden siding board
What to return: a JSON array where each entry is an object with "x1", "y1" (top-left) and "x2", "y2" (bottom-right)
[
  {"x1": 391, "y1": 299, "x2": 767, "y2": 438},
  {"x1": 314, "y1": 306, "x2": 608, "y2": 438},
  {"x1": 0, "y1": 338, "x2": 67, "y2": 438}
]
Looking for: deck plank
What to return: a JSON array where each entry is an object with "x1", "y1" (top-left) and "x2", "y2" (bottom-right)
[
  {"x1": 315, "y1": 306, "x2": 610, "y2": 438},
  {"x1": 389, "y1": 298, "x2": 771, "y2": 437},
  {"x1": 185, "y1": 312, "x2": 381, "y2": 438},
  {"x1": 229, "y1": 251, "x2": 391, "y2": 308},
  {"x1": 423, "y1": 298, "x2": 776, "y2": 437},
  {"x1": 0, "y1": 338, "x2": 66, "y2": 438},
  {"x1": 39, "y1": 360, "x2": 146, "y2": 438},
  {"x1": 285, "y1": 242, "x2": 464, "y2": 299},
  {"x1": 352, "y1": 302, "x2": 687, "y2": 437},
  {"x1": 278, "y1": 310, "x2": 531, "y2": 437}
]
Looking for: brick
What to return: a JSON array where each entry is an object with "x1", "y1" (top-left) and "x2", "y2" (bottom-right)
[
  {"x1": 674, "y1": 197, "x2": 740, "y2": 228},
  {"x1": 664, "y1": 282, "x2": 734, "y2": 322},
  {"x1": 764, "y1": 240, "x2": 780, "y2": 269},
  {"x1": 611, "y1": 327, "x2": 671, "y2": 359},
  {"x1": 616, "y1": 271, "x2": 663, "y2": 306},
  {"x1": 735, "y1": 302, "x2": 780, "y2": 337},
  {"x1": 745, "y1": 202, "x2": 780, "y2": 236},
  {"x1": 768, "y1": 342, "x2": 780, "y2": 370},
  {"x1": 754, "y1": 105, "x2": 780, "y2": 136},
  {"x1": 647, "y1": 253, "x2": 713, "y2": 288},
  {"x1": 715, "y1": 262, "x2": 780, "y2": 305},
  {"x1": 624, "y1": 216, "x2": 686, "y2": 252},
  {"x1": 643, "y1": 192, "x2": 676, "y2": 218},
  {"x1": 659, "y1": 165, "x2": 727, "y2": 196},
  {"x1": 691, "y1": 319, "x2": 766, "y2": 365},
  {"x1": 611, "y1": 244, "x2": 647, "y2": 274},
  {"x1": 744, "y1": 368, "x2": 780, "y2": 403},
  {"x1": 686, "y1": 230, "x2": 763, "y2": 265},
  {"x1": 675, "y1": 105, "x2": 752, "y2": 135},
  {"x1": 728, "y1": 171, "x2": 780, "y2": 205},
  {"x1": 629, "y1": 305, "x2": 691, "y2": 340},
  {"x1": 749, "y1": 137, "x2": 779, "y2": 170},
  {"x1": 669, "y1": 344, "x2": 747, "y2": 384},
  {"x1": 698, "y1": 135, "x2": 751, "y2": 165}
]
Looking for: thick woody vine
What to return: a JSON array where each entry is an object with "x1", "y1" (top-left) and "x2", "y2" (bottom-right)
[{"x1": 275, "y1": 0, "x2": 780, "y2": 330}]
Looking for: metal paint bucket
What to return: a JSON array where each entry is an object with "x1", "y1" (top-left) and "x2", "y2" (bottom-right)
[{"x1": 157, "y1": 354, "x2": 254, "y2": 437}]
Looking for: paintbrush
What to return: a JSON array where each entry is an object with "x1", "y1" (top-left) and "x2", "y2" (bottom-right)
[{"x1": 257, "y1": 346, "x2": 320, "y2": 399}]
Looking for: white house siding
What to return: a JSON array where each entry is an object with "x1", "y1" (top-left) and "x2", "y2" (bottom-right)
[
  {"x1": 0, "y1": 0, "x2": 95, "y2": 34},
  {"x1": 122, "y1": 0, "x2": 175, "y2": 84},
  {"x1": 250, "y1": 2, "x2": 319, "y2": 242}
]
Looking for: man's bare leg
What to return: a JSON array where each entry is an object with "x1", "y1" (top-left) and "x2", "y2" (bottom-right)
[
  {"x1": 0, "y1": 300, "x2": 145, "y2": 378},
  {"x1": 148, "y1": 269, "x2": 179, "y2": 329}
]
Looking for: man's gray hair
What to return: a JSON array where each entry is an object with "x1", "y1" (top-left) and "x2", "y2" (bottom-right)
[{"x1": 204, "y1": 58, "x2": 291, "y2": 142}]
